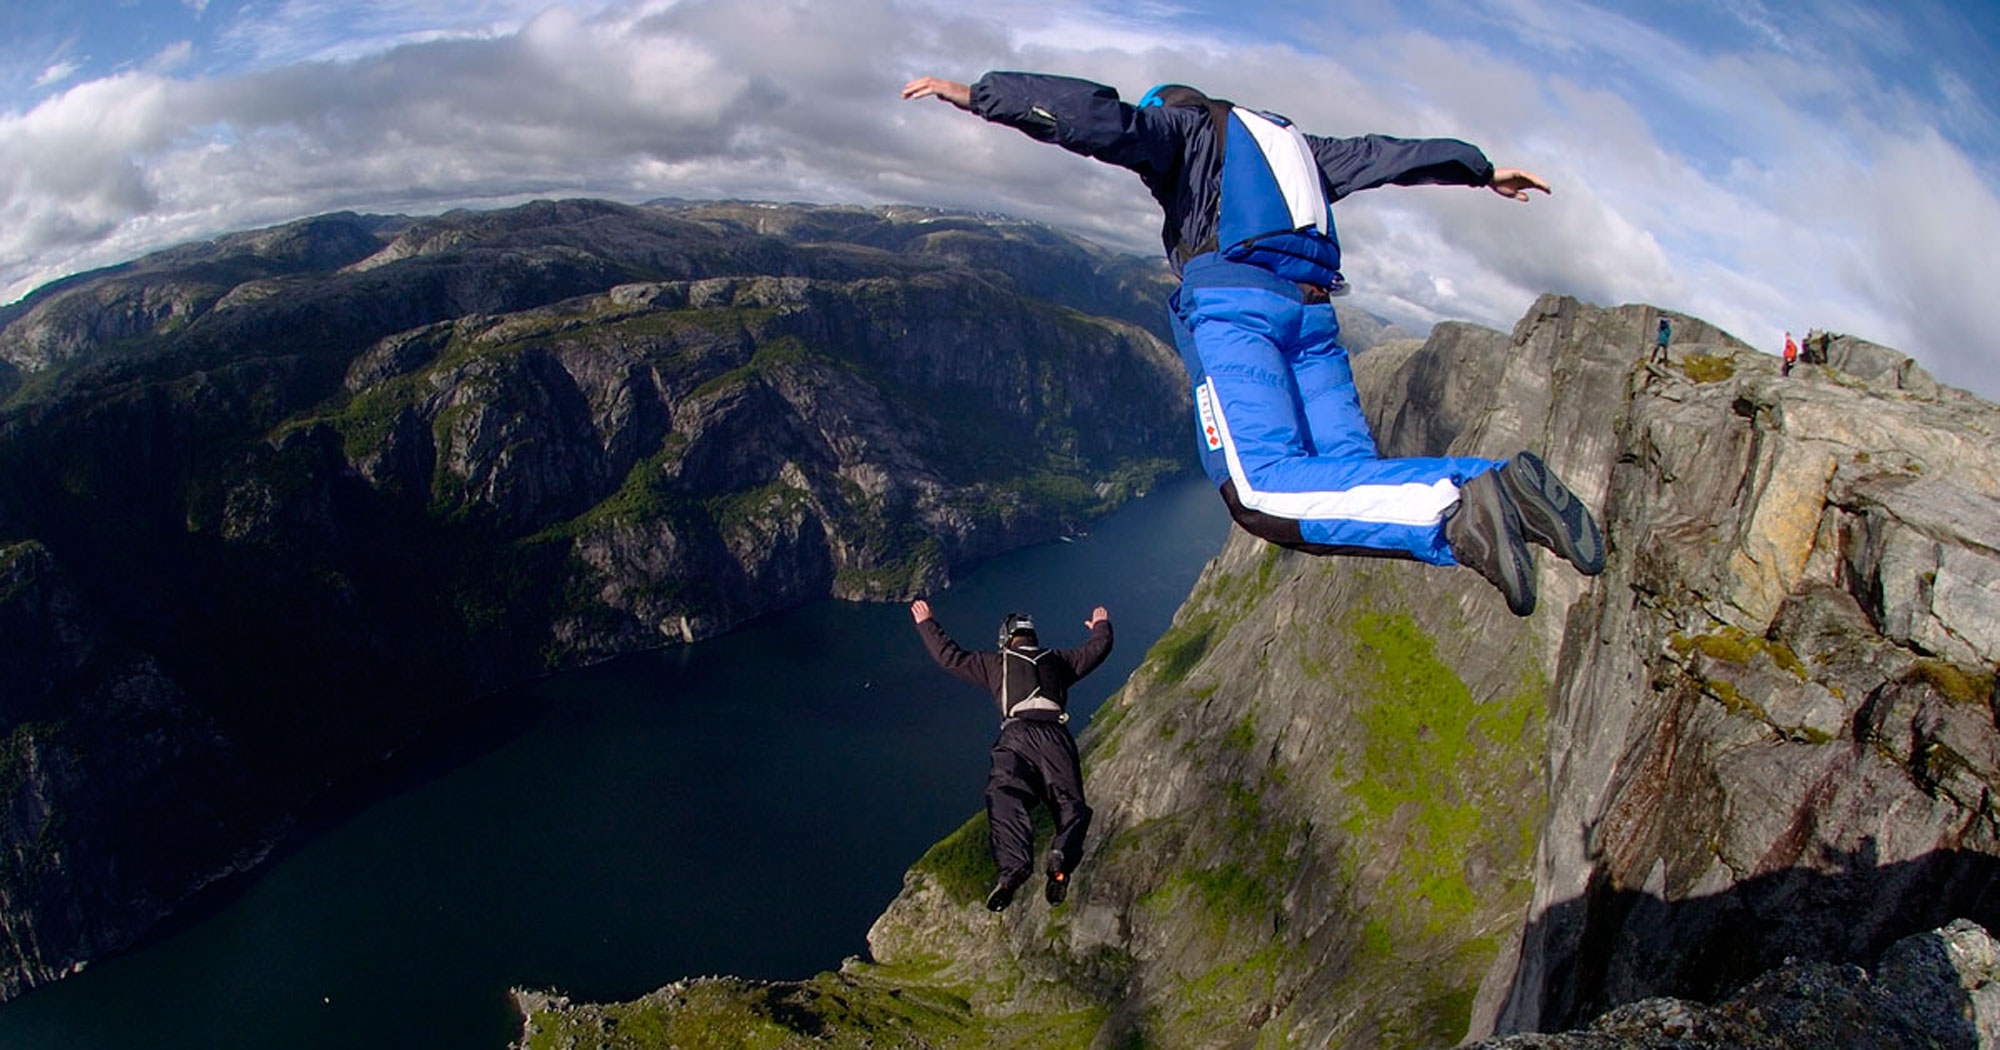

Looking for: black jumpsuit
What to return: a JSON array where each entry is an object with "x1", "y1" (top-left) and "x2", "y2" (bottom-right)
[{"x1": 916, "y1": 615, "x2": 1113, "y2": 882}]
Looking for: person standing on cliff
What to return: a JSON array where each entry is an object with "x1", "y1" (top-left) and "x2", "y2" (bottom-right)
[
  {"x1": 902, "y1": 73, "x2": 1603, "y2": 618},
  {"x1": 1783, "y1": 331, "x2": 1799, "y2": 376},
  {"x1": 1654, "y1": 317, "x2": 1673, "y2": 364},
  {"x1": 911, "y1": 598, "x2": 1112, "y2": 911}
]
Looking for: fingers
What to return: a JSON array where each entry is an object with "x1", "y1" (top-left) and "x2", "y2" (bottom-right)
[
  {"x1": 900, "y1": 76, "x2": 971, "y2": 109},
  {"x1": 910, "y1": 599, "x2": 932, "y2": 623},
  {"x1": 901, "y1": 76, "x2": 952, "y2": 100},
  {"x1": 1489, "y1": 167, "x2": 1552, "y2": 202},
  {"x1": 1512, "y1": 169, "x2": 1552, "y2": 193}
]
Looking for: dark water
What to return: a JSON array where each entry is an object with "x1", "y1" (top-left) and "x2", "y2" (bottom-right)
[{"x1": 0, "y1": 475, "x2": 1228, "y2": 1050}]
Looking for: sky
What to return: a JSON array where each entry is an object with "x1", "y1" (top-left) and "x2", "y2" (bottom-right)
[{"x1": 4, "y1": 0, "x2": 1998, "y2": 397}]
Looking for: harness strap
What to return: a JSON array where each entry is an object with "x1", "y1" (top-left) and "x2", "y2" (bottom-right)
[
  {"x1": 1001, "y1": 647, "x2": 1068, "y2": 723},
  {"x1": 1171, "y1": 101, "x2": 1234, "y2": 269}
]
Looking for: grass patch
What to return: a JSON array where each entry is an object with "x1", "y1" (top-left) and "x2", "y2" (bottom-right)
[
  {"x1": 1079, "y1": 691, "x2": 1132, "y2": 761},
  {"x1": 1159, "y1": 946, "x2": 1288, "y2": 1043},
  {"x1": 685, "y1": 334, "x2": 809, "y2": 400},
  {"x1": 833, "y1": 535, "x2": 942, "y2": 598},
  {"x1": 1146, "y1": 615, "x2": 1215, "y2": 685},
  {"x1": 1333, "y1": 610, "x2": 1545, "y2": 936},
  {"x1": 706, "y1": 478, "x2": 811, "y2": 532},
  {"x1": 1909, "y1": 660, "x2": 1995, "y2": 707},
  {"x1": 0, "y1": 541, "x2": 49, "y2": 605},
  {"x1": 1221, "y1": 712, "x2": 1257, "y2": 752},
  {"x1": 519, "y1": 969, "x2": 1002, "y2": 1050},
  {"x1": 909, "y1": 813, "x2": 997, "y2": 906},
  {"x1": 1671, "y1": 626, "x2": 1808, "y2": 680},
  {"x1": 1680, "y1": 353, "x2": 1737, "y2": 383}
]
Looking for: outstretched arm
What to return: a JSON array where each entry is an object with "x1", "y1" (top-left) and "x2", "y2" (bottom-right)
[
  {"x1": 1310, "y1": 136, "x2": 1553, "y2": 204},
  {"x1": 1061, "y1": 607, "x2": 1114, "y2": 679},
  {"x1": 903, "y1": 71, "x2": 1187, "y2": 178},
  {"x1": 1310, "y1": 133, "x2": 1492, "y2": 199},
  {"x1": 911, "y1": 599, "x2": 995, "y2": 690}
]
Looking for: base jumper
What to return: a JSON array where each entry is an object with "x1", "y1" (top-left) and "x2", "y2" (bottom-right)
[
  {"x1": 902, "y1": 72, "x2": 1605, "y2": 616},
  {"x1": 912, "y1": 598, "x2": 1112, "y2": 911}
]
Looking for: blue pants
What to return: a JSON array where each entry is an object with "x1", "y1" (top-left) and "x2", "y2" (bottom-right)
[{"x1": 1170, "y1": 254, "x2": 1496, "y2": 566}]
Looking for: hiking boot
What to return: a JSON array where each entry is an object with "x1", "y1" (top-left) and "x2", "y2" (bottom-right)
[
  {"x1": 1446, "y1": 470, "x2": 1537, "y2": 617},
  {"x1": 1045, "y1": 869, "x2": 1069, "y2": 906},
  {"x1": 1497, "y1": 451, "x2": 1604, "y2": 575},
  {"x1": 986, "y1": 878, "x2": 1019, "y2": 912}
]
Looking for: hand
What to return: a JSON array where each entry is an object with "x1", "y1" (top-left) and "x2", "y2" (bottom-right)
[
  {"x1": 1085, "y1": 606, "x2": 1109, "y2": 629},
  {"x1": 901, "y1": 76, "x2": 972, "y2": 111},
  {"x1": 910, "y1": 599, "x2": 933, "y2": 624},
  {"x1": 1488, "y1": 167, "x2": 1551, "y2": 201}
]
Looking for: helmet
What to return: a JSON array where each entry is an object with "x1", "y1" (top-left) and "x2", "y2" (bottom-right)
[
  {"x1": 998, "y1": 612, "x2": 1037, "y2": 647},
  {"x1": 1136, "y1": 83, "x2": 1210, "y2": 109}
]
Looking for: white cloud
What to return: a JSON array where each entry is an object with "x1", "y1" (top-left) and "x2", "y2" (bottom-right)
[
  {"x1": 1847, "y1": 127, "x2": 2000, "y2": 394},
  {"x1": 32, "y1": 60, "x2": 82, "y2": 90},
  {"x1": 2, "y1": 0, "x2": 1996, "y2": 402},
  {"x1": 1, "y1": 73, "x2": 176, "y2": 282},
  {"x1": 148, "y1": 41, "x2": 197, "y2": 73},
  {"x1": 1715, "y1": 0, "x2": 1797, "y2": 55}
]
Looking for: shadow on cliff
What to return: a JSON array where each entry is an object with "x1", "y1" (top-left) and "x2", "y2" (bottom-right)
[{"x1": 1499, "y1": 839, "x2": 2000, "y2": 1041}]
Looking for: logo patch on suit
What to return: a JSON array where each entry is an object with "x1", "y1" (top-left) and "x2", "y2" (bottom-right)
[{"x1": 1196, "y1": 381, "x2": 1223, "y2": 450}]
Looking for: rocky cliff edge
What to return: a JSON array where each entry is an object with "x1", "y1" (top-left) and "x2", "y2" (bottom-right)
[{"x1": 521, "y1": 295, "x2": 2000, "y2": 1049}]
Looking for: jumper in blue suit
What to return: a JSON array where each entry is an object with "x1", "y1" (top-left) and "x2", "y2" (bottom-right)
[{"x1": 968, "y1": 73, "x2": 1503, "y2": 565}]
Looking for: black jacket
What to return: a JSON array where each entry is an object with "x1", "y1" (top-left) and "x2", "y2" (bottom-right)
[
  {"x1": 917, "y1": 617, "x2": 1114, "y2": 722},
  {"x1": 969, "y1": 71, "x2": 1496, "y2": 271}
]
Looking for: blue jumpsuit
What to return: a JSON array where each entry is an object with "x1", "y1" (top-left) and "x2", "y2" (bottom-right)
[{"x1": 969, "y1": 73, "x2": 1500, "y2": 565}]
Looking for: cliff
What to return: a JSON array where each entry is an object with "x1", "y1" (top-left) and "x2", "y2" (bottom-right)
[
  {"x1": 519, "y1": 296, "x2": 2000, "y2": 1049},
  {"x1": 0, "y1": 201, "x2": 1195, "y2": 999}
]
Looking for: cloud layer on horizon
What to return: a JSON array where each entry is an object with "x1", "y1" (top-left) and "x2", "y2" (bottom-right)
[{"x1": 3, "y1": 0, "x2": 1997, "y2": 398}]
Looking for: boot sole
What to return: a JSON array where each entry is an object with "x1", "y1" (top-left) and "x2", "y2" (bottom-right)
[
  {"x1": 1457, "y1": 473, "x2": 1536, "y2": 617},
  {"x1": 1501, "y1": 452, "x2": 1604, "y2": 575}
]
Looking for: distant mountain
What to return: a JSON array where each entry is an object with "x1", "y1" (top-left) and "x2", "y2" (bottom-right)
[
  {"x1": 523, "y1": 298, "x2": 2000, "y2": 1050},
  {"x1": 0, "y1": 199, "x2": 1193, "y2": 998},
  {"x1": 1333, "y1": 304, "x2": 1420, "y2": 354}
]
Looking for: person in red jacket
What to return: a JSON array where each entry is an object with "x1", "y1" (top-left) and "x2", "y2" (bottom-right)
[
  {"x1": 911, "y1": 598, "x2": 1112, "y2": 911},
  {"x1": 1783, "y1": 331, "x2": 1799, "y2": 376}
]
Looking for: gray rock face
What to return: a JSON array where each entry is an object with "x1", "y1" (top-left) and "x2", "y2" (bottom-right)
[
  {"x1": 815, "y1": 294, "x2": 2000, "y2": 1049},
  {"x1": 0, "y1": 213, "x2": 391, "y2": 372},
  {"x1": 1465, "y1": 920, "x2": 2000, "y2": 1050},
  {"x1": 1493, "y1": 298, "x2": 2000, "y2": 1039}
]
